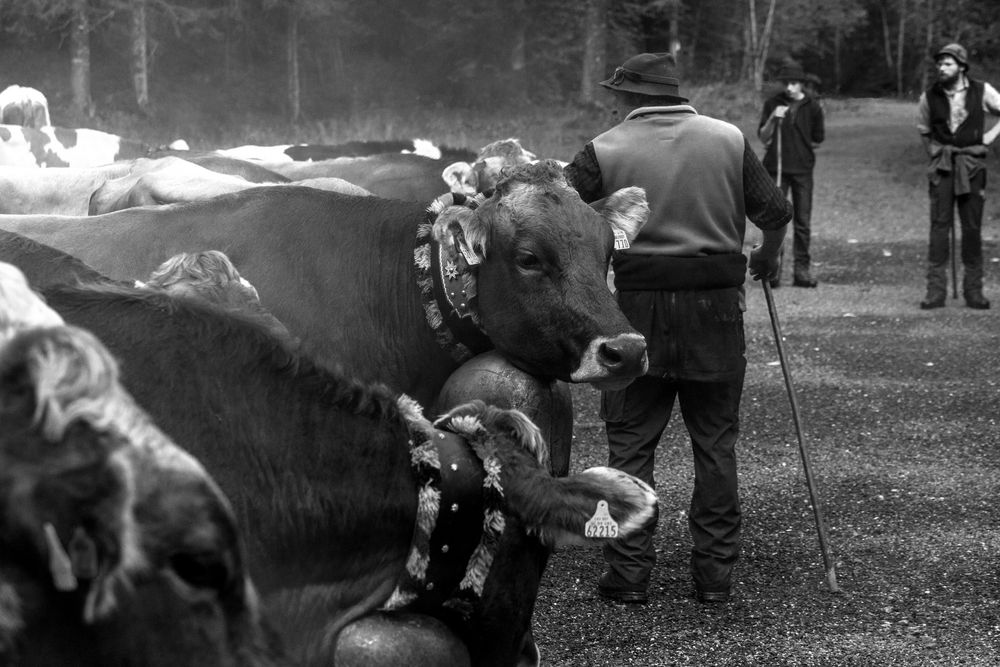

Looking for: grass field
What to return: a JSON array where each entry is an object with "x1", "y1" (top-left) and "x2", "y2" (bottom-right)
[{"x1": 529, "y1": 98, "x2": 1000, "y2": 666}]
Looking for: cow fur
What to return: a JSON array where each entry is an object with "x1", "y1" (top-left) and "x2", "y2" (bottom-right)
[{"x1": 40, "y1": 282, "x2": 657, "y2": 666}]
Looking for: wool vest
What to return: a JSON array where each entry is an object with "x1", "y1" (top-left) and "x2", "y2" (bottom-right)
[
  {"x1": 591, "y1": 106, "x2": 748, "y2": 290},
  {"x1": 927, "y1": 79, "x2": 985, "y2": 147}
]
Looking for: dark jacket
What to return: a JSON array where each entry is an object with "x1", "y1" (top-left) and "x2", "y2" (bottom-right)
[{"x1": 758, "y1": 93, "x2": 824, "y2": 174}]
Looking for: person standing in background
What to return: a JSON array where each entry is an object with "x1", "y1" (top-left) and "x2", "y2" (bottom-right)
[
  {"x1": 916, "y1": 43, "x2": 1000, "y2": 310},
  {"x1": 758, "y1": 62, "x2": 825, "y2": 288}
]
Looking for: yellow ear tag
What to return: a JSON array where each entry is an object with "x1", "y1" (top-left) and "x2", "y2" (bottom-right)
[
  {"x1": 613, "y1": 229, "x2": 630, "y2": 251},
  {"x1": 585, "y1": 500, "x2": 620, "y2": 538}
]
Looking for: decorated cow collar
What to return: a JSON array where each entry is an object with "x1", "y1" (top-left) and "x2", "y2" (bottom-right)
[
  {"x1": 383, "y1": 396, "x2": 505, "y2": 620},
  {"x1": 413, "y1": 192, "x2": 493, "y2": 362}
]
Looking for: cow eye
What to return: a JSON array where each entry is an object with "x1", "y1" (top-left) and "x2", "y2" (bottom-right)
[
  {"x1": 515, "y1": 251, "x2": 542, "y2": 271},
  {"x1": 169, "y1": 550, "x2": 231, "y2": 593}
]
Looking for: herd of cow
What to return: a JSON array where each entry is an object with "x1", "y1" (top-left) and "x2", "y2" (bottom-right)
[{"x1": 0, "y1": 94, "x2": 659, "y2": 666}]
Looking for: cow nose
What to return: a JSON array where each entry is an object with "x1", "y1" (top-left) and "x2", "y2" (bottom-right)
[{"x1": 597, "y1": 333, "x2": 648, "y2": 376}]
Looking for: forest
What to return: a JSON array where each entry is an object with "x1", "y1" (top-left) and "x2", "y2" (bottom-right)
[{"x1": 1, "y1": 0, "x2": 999, "y2": 133}]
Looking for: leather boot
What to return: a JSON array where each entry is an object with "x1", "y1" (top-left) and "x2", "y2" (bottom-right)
[
  {"x1": 922, "y1": 264, "x2": 948, "y2": 309},
  {"x1": 964, "y1": 290, "x2": 991, "y2": 310},
  {"x1": 793, "y1": 268, "x2": 818, "y2": 288}
]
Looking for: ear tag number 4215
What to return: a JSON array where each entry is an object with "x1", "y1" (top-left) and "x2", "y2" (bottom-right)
[{"x1": 585, "y1": 500, "x2": 620, "y2": 539}]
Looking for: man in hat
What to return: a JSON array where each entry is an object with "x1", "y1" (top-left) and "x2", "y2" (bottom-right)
[
  {"x1": 916, "y1": 43, "x2": 1000, "y2": 310},
  {"x1": 757, "y1": 62, "x2": 825, "y2": 288},
  {"x1": 564, "y1": 53, "x2": 791, "y2": 605}
]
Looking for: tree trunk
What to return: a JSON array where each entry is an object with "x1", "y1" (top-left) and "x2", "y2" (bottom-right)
[
  {"x1": 896, "y1": 0, "x2": 906, "y2": 96},
  {"x1": 70, "y1": 0, "x2": 92, "y2": 116},
  {"x1": 747, "y1": 0, "x2": 777, "y2": 91},
  {"x1": 745, "y1": 0, "x2": 757, "y2": 84},
  {"x1": 921, "y1": 0, "x2": 935, "y2": 91},
  {"x1": 579, "y1": 0, "x2": 608, "y2": 105},
  {"x1": 287, "y1": 2, "x2": 300, "y2": 124},
  {"x1": 688, "y1": 0, "x2": 702, "y2": 75},
  {"x1": 834, "y1": 24, "x2": 842, "y2": 93},
  {"x1": 669, "y1": 0, "x2": 681, "y2": 75},
  {"x1": 131, "y1": 0, "x2": 150, "y2": 113},
  {"x1": 880, "y1": 1, "x2": 894, "y2": 71}
]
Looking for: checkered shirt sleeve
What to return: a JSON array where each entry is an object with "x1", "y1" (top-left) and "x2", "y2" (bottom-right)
[
  {"x1": 563, "y1": 143, "x2": 604, "y2": 203},
  {"x1": 743, "y1": 137, "x2": 792, "y2": 230}
]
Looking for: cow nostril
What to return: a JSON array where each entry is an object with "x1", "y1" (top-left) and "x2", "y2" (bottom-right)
[
  {"x1": 599, "y1": 341, "x2": 625, "y2": 368},
  {"x1": 597, "y1": 336, "x2": 648, "y2": 373}
]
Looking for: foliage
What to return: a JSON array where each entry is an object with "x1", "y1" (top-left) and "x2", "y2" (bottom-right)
[{"x1": 1, "y1": 0, "x2": 1000, "y2": 130}]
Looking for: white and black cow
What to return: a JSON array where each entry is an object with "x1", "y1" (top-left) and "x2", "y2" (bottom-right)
[
  {"x1": 0, "y1": 124, "x2": 186, "y2": 168},
  {"x1": 0, "y1": 84, "x2": 52, "y2": 128}
]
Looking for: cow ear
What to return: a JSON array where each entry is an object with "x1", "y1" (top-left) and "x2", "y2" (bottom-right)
[
  {"x1": 530, "y1": 466, "x2": 658, "y2": 549},
  {"x1": 441, "y1": 161, "x2": 475, "y2": 194},
  {"x1": 432, "y1": 205, "x2": 488, "y2": 264},
  {"x1": 591, "y1": 186, "x2": 649, "y2": 243}
]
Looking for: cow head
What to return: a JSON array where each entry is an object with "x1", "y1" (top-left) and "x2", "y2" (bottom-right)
[
  {"x1": 441, "y1": 138, "x2": 538, "y2": 196},
  {"x1": 432, "y1": 400, "x2": 656, "y2": 666},
  {"x1": 0, "y1": 324, "x2": 283, "y2": 666},
  {"x1": 432, "y1": 160, "x2": 648, "y2": 388}
]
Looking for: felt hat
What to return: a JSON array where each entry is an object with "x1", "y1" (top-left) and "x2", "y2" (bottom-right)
[
  {"x1": 599, "y1": 53, "x2": 688, "y2": 102},
  {"x1": 776, "y1": 63, "x2": 807, "y2": 82},
  {"x1": 935, "y1": 43, "x2": 969, "y2": 70}
]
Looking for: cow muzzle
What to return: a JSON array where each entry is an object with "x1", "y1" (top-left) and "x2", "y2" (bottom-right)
[{"x1": 569, "y1": 333, "x2": 648, "y2": 385}]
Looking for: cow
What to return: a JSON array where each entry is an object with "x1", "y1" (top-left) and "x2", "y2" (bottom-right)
[
  {"x1": 88, "y1": 156, "x2": 371, "y2": 215},
  {"x1": 0, "y1": 163, "x2": 134, "y2": 215},
  {"x1": 206, "y1": 138, "x2": 476, "y2": 165},
  {"x1": 0, "y1": 84, "x2": 51, "y2": 128},
  {"x1": 0, "y1": 156, "x2": 297, "y2": 216},
  {"x1": 442, "y1": 138, "x2": 564, "y2": 197},
  {"x1": 0, "y1": 270, "x2": 285, "y2": 665},
  {"x1": 41, "y1": 280, "x2": 659, "y2": 666},
  {"x1": 251, "y1": 152, "x2": 458, "y2": 201},
  {"x1": 140, "y1": 249, "x2": 296, "y2": 344},
  {"x1": 282, "y1": 138, "x2": 476, "y2": 163},
  {"x1": 0, "y1": 160, "x2": 651, "y2": 411},
  {"x1": 0, "y1": 124, "x2": 153, "y2": 167},
  {"x1": 0, "y1": 229, "x2": 112, "y2": 288}
]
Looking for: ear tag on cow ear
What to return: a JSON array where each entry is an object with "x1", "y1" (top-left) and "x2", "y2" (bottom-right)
[
  {"x1": 613, "y1": 229, "x2": 630, "y2": 251},
  {"x1": 584, "y1": 500, "x2": 619, "y2": 539}
]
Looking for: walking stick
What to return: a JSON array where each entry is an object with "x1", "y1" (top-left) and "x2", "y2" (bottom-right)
[
  {"x1": 761, "y1": 279, "x2": 841, "y2": 593},
  {"x1": 950, "y1": 224, "x2": 958, "y2": 300},
  {"x1": 776, "y1": 115, "x2": 783, "y2": 189}
]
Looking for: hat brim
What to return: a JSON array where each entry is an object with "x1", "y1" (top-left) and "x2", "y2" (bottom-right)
[{"x1": 599, "y1": 78, "x2": 688, "y2": 103}]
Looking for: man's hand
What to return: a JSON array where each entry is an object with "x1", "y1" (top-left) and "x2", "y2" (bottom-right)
[
  {"x1": 772, "y1": 105, "x2": 789, "y2": 119},
  {"x1": 749, "y1": 245, "x2": 781, "y2": 282}
]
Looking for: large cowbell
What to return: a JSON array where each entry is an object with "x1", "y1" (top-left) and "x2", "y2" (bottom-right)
[{"x1": 434, "y1": 350, "x2": 574, "y2": 477}]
